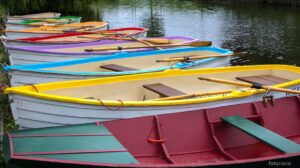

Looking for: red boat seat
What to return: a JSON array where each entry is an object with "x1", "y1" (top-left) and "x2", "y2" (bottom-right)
[
  {"x1": 143, "y1": 83, "x2": 186, "y2": 97},
  {"x1": 100, "y1": 64, "x2": 138, "y2": 72},
  {"x1": 222, "y1": 115, "x2": 300, "y2": 154},
  {"x1": 236, "y1": 75, "x2": 289, "y2": 86}
]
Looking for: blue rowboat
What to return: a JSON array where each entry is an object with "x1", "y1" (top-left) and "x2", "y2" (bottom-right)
[{"x1": 5, "y1": 46, "x2": 232, "y2": 86}]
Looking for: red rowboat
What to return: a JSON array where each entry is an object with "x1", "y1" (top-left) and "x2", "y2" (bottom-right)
[
  {"x1": 3, "y1": 96, "x2": 300, "y2": 167},
  {"x1": 5, "y1": 27, "x2": 148, "y2": 46}
]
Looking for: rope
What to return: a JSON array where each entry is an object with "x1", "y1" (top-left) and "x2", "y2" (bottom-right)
[
  {"x1": 146, "y1": 123, "x2": 166, "y2": 143},
  {"x1": 25, "y1": 84, "x2": 39, "y2": 92},
  {"x1": 97, "y1": 98, "x2": 124, "y2": 111},
  {"x1": 0, "y1": 83, "x2": 8, "y2": 93}
]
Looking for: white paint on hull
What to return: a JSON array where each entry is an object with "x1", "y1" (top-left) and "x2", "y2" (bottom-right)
[{"x1": 9, "y1": 84, "x2": 300, "y2": 129}]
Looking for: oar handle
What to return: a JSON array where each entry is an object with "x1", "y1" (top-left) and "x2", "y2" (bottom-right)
[
  {"x1": 156, "y1": 52, "x2": 247, "y2": 63},
  {"x1": 148, "y1": 89, "x2": 234, "y2": 101},
  {"x1": 84, "y1": 41, "x2": 212, "y2": 52},
  {"x1": 130, "y1": 36, "x2": 163, "y2": 50},
  {"x1": 198, "y1": 77, "x2": 300, "y2": 94},
  {"x1": 198, "y1": 77, "x2": 252, "y2": 87}
]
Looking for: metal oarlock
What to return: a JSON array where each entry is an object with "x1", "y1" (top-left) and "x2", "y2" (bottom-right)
[{"x1": 262, "y1": 88, "x2": 275, "y2": 107}]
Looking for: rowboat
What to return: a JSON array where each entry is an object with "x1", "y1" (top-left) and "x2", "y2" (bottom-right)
[
  {"x1": 7, "y1": 36, "x2": 198, "y2": 65},
  {"x1": 5, "y1": 22, "x2": 109, "y2": 39},
  {"x1": 4, "y1": 65, "x2": 300, "y2": 129},
  {"x1": 4, "y1": 46, "x2": 233, "y2": 86},
  {"x1": 5, "y1": 27, "x2": 148, "y2": 46},
  {"x1": 6, "y1": 16, "x2": 82, "y2": 31},
  {"x1": 3, "y1": 95, "x2": 300, "y2": 168},
  {"x1": 6, "y1": 12, "x2": 61, "y2": 23}
]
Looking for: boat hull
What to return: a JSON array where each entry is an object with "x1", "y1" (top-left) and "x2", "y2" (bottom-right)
[
  {"x1": 8, "y1": 84, "x2": 300, "y2": 129},
  {"x1": 7, "y1": 36, "x2": 197, "y2": 65},
  {"x1": 6, "y1": 12, "x2": 61, "y2": 23},
  {"x1": 4, "y1": 155, "x2": 299, "y2": 168},
  {"x1": 5, "y1": 25, "x2": 108, "y2": 39},
  {"x1": 6, "y1": 19, "x2": 81, "y2": 31},
  {"x1": 5, "y1": 30, "x2": 147, "y2": 47},
  {"x1": 8, "y1": 57, "x2": 230, "y2": 86},
  {"x1": 4, "y1": 95, "x2": 300, "y2": 167},
  {"x1": 7, "y1": 47, "x2": 231, "y2": 86}
]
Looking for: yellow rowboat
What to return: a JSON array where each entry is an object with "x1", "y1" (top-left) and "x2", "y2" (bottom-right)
[
  {"x1": 4, "y1": 65, "x2": 300, "y2": 129},
  {"x1": 5, "y1": 22, "x2": 109, "y2": 39}
]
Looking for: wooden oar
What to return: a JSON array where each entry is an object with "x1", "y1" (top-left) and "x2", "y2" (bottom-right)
[
  {"x1": 130, "y1": 36, "x2": 162, "y2": 49},
  {"x1": 198, "y1": 77, "x2": 300, "y2": 94},
  {"x1": 147, "y1": 89, "x2": 234, "y2": 101},
  {"x1": 156, "y1": 52, "x2": 247, "y2": 62},
  {"x1": 85, "y1": 41, "x2": 212, "y2": 52},
  {"x1": 77, "y1": 36, "x2": 171, "y2": 44}
]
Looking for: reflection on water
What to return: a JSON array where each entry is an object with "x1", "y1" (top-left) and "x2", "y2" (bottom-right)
[{"x1": 1, "y1": 0, "x2": 300, "y2": 65}]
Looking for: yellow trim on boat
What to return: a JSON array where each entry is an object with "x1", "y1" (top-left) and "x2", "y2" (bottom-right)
[{"x1": 4, "y1": 65, "x2": 300, "y2": 107}]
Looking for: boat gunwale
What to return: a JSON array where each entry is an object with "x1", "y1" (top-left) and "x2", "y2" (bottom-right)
[{"x1": 4, "y1": 65, "x2": 300, "y2": 107}]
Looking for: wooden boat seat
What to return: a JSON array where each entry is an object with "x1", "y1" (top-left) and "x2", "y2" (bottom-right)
[
  {"x1": 221, "y1": 115, "x2": 300, "y2": 153},
  {"x1": 143, "y1": 83, "x2": 186, "y2": 97},
  {"x1": 100, "y1": 64, "x2": 138, "y2": 72},
  {"x1": 236, "y1": 75, "x2": 289, "y2": 86}
]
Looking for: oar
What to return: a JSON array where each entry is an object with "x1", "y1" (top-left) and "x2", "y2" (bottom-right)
[
  {"x1": 129, "y1": 36, "x2": 162, "y2": 49},
  {"x1": 77, "y1": 36, "x2": 171, "y2": 44},
  {"x1": 198, "y1": 77, "x2": 300, "y2": 94},
  {"x1": 156, "y1": 52, "x2": 247, "y2": 62},
  {"x1": 85, "y1": 41, "x2": 212, "y2": 52},
  {"x1": 147, "y1": 89, "x2": 234, "y2": 101}
]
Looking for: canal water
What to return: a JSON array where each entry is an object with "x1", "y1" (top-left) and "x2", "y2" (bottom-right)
[{"x1": 0, "y1": 0, "x2": 300, "y2": 65}]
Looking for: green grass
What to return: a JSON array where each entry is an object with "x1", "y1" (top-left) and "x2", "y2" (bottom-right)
[{"x1": 0, "y1": 45, "x2": 16, "y2": 131}]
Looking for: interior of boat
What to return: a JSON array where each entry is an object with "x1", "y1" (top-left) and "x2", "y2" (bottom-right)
[
  {"x1": 43, "y1": 67, "x2": 299, "y2": 101},
  {"x1": 34, "y1": 29, "x2": 142, "y2": 43},
  {"x1": 102, "y1": 96, "x2": 300, "y2": 165},
  {"x1": 20, "y1": 22, "x2": 107, "y2": 33},
  {"x1": 47, "y1": 38, "x2": 192, "y2": 53},
  {"x1": 47, "y1": 50, "x2": 224, "y2": 72}
]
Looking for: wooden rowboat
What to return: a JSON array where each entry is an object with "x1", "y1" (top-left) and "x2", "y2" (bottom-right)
[
  {"x1": 6, "y1": 16, "x2": 82, "y2": 31},
  {"x1": 6, "y1": 12, "x2": 61, "y2": 23},
  {"x1": 4, "y1": 65, "x2": 300, "y2": 129},
  {"x1": 3, "y1": 95, "x2": 300, "y2": 167},
  {"x1": 4, "y1": 46, "x2": 233, "y2": 86},
  {"x1": 7, "y1": 36, "x2": 198, "y2": 65},
  {"x1": 5, "y1": 27, "x2": 148, "y2": 46},
  {"x1": 5, "y1": 22, "x2": 109, "y2": 39}
]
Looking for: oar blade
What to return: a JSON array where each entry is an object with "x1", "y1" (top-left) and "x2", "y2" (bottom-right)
[{"x1": 189, "y1": 41, "x2": 212, "y2": 47}]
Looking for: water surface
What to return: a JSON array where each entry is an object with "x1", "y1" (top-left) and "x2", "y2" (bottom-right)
[{"x1": 1, "y1": 0, "x2": 300, "y2": 65}]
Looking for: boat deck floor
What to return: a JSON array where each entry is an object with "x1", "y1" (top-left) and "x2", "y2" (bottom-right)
[{"x1": 134, "y1": 135, "x2": 300, "y2": 164}]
